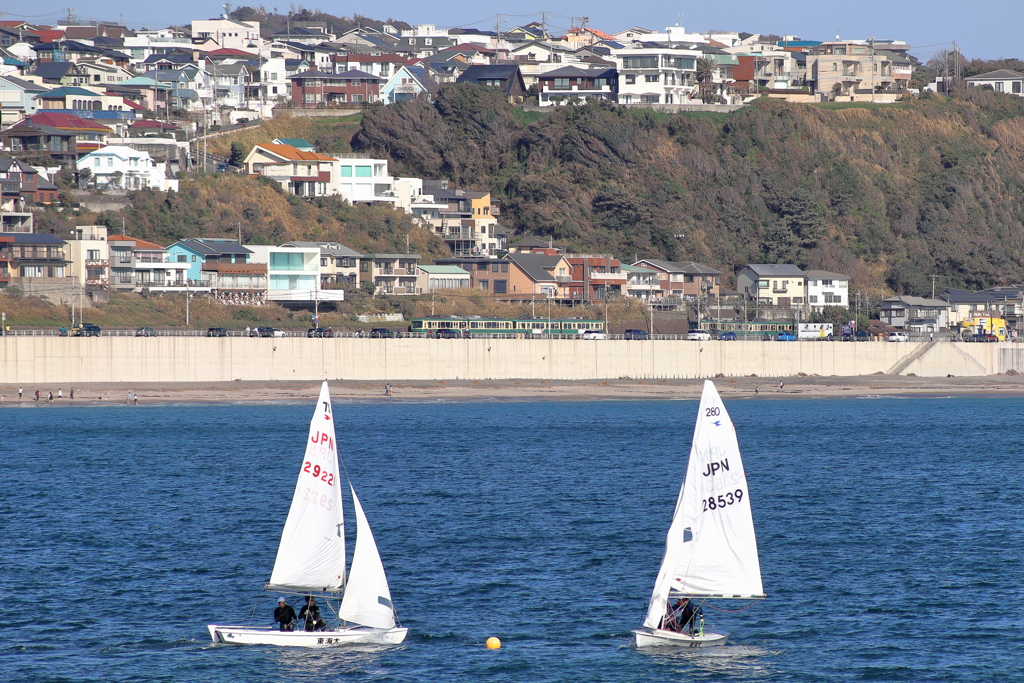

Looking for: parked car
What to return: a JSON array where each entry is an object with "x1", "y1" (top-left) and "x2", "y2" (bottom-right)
[
  {"x1": 967, "y1": 333, "x2": 997, "y2": 342},
  {"x1": 306, "y1": 328, "x2": 333, "y2": 338},
  {"x1": 776, "y1": 331, "x2": 796, "y2": 341},
  {"x1": 624, "y1": 329, "x2": 650, "y2": 340},
  {"x1": 687, "y1": 329, "x2": 711, "y2": 341},
  {"x1": 433, "y1": 328, "x2": 460, "y2": 339},
  {"x1": 251, "y1": 326, "x2": 281, "y2": 338},
  {"x1": 71, "y1": 323, "x2": 101, "y2": 337},
  {"x1": 582, "y1": 329, "x2": 608, "y2": 340},
  {"x1": 135, "y1": 326, "x2": 156, "y2": 337},
  {"x1": 370, "y1": 328, "x2": 397, "y2": 338},
  {"x1": 207, "y1": 327, "x2": 227, "y2": 337},
  {"x1": 888, "y1": 332, "x2": 910, "y2": 342},
  {"x1": 717, "y1": 331, "x2": 737, "y2": 341}
]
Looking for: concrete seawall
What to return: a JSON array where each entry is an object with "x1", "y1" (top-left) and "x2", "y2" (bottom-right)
[{"x1": 3, "y1": 339, "x2": 1022, "y2": 384}]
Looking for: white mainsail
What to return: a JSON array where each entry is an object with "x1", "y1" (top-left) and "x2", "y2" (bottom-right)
[
  {"x1": 268, "y1": 381, "x2": 346, "y2": 592},
  {"x1": 643, "y1": 380, "x2": 764, "y2": 630},
  {"x1": 338, "y1": 486, "x2": 397, "y2": 629}
]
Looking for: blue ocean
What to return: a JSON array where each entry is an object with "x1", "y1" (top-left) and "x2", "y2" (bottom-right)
[{"x1": 3, "y1": 394, "x2": 1023, "y2": 682}]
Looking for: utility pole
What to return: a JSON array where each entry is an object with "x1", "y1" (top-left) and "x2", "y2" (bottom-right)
[
  {"x1": 930, "y1": 274, "x2": 939, "y2": 299},
  {"x1": 869, "y1": 36, "x2": 875, "y2": 103}
]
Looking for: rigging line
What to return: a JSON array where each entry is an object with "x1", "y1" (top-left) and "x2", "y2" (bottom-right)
[{"x1": 909, "y1": 41, "x2": 956, "y2": 50}]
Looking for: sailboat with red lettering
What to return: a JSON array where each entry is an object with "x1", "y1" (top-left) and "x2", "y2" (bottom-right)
[
  {"x1": 208, "y1": 381, "x2": 407, "y2": 647},
  {"x1": 634, "y1": 380, "x2": 765, "y2": 648}
]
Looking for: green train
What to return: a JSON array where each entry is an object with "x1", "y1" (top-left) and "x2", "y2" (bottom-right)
[{"x1": 410, "y1": 316, "x2": 606, "y2": 337}]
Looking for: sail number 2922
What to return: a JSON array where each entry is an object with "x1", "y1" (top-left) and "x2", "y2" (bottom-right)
[
  {"x1": 303, "y1": 461, "x2": 335, "y2": 486},
  {"x1": 703, "y1": 489, "x2": 743, "y2": 512}
]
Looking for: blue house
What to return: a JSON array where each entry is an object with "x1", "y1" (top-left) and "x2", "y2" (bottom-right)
[
  {"x1": 166, "y1": 238, "x2": 253, "y2": 283},
  {"x1": 380, "y1": 65, "x2": 438, "y2": 104}
]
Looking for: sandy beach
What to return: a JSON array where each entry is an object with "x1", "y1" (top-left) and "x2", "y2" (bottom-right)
[{"x1": 4, "y1": 374, "x2": 1024, "y2": 405}]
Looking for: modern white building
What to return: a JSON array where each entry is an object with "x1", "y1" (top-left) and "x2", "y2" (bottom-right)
[
  {"x1": 804, "y1": 270, "x2": 850, "y2": 310},
  {"x1": 246, "y1": 244, "x2": 344, "y2": 304},
  {"x1": 78, "y1": 145, "x2": 179, "y2": 191},
  {"x1": 191, "y1": 18, "x2": 263, "y2": 51},
  {"x1": 417, "y1": 264, "x2": 471, "y2": 291},
  {"x1": 328, "y1": 154, "x2": 396, "y2": 205},
  {"x1": 612, "y1": 42, "x2": 703, "y2": 104}
]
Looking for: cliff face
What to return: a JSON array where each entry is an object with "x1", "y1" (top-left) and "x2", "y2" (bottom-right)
[{"x1": 353, "y1": 86, "x2": 1024, "y2": 295}]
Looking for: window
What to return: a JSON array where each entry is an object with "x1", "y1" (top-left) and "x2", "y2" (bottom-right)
[
  {"x1": 491, "y1": 263, "x2": 500, "y2": 272},
  {"x1": 493, "y1": 280, "x2": 507, "y2": 294},
  {"x1": 821, "y1": 279, "x2": 832, "y2": 286},
  {"x1": 624, "y1": 75, "x2": 636, "y2": 85},
  {"x1": 87, "y1": 249, "x2": 100, "y2": 260},
  {"x1": 621, "y1": 56, "x2": 658, "y2": 69},
  {"x1": 191, "y1": 255, "x2": 196, "y2": 262},
  {"x1": 645, "y1": 74, "x2": 659, "y2": 82},
  {"x1": 501, "y1": 263, "x2": 508, "y2": 273},
  {"x1": 553, "y1": 78, "x2": 569, "y2": 88},
  {"x1": 341, "y1": 166, "x2": 353, "y2": 177},
  {"x1": 355, "y1": 166, "x2": 371, "y2": 177},
  {"x1": 178, "y1": 255, "x2": 186, "y2": 262},
  {"x1": 321, "y1": 258, "x2": 328, "y2": 266},
  {"x1": 640, "y1": 95, "x2": 659, "y2": 103},
  {"x1": 757, "y1": 280, "x2": 768, "y2": 289},
  {"x1": 1014, "y1": 82, "x2": 1022, "y2": 94},
  {"x1": 479, "y1": 279, "x2": 489, "y2": 291},
  {"x1": 809, "y1": 295, "x2": 818, "y2": 303}
]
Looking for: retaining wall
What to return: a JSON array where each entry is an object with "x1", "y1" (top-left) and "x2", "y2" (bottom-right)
[{"x1": 1, "y1": 339, "x2": 1019, "y2": 385}]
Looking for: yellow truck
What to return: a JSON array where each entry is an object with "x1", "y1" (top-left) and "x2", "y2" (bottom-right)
[{"x1": 960, "y1": 317, "x2": 1008, "y2": 341}]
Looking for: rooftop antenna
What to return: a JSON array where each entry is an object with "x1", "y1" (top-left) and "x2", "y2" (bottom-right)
[
  {"x1": 676, "y1": 12, "x2": 683, "y2": 27},
  {"x1": 836, "y1": 28, "x2": 841, "y2": 41},
  {"x1": 223, "y1": 3, "x2": 232, "y2": 19}
]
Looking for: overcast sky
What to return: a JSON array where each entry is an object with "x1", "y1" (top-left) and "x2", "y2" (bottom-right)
[{"x1": 16, "y1": 1, "x2": 1022, "y2": 61}]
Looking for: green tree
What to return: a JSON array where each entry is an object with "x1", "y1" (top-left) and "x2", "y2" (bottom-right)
[
  {"x1": 695, "y1": 58, "x2": 717, "y2": 103},
  {"x1": 229, "y1": 142, "x2": 246, "y2": 167}
]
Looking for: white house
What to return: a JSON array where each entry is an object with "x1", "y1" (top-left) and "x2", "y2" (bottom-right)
[
  {"x1": 246, "y1": 244, "x2": 344, "y2": 304},
  {"x1": 78, "y1": 145, "x2": 179, "y2": 191},
  {"x1": 191, "y1": 18, "x2": 263, "y2": 51},
  {"x1": 965, "y1": 69, "x2": 1024, "y2": 97},
  {"x1": 804, "y1": 270, "x2": 850, "y2": 310},
  {"x1": 416, "y1": 264, "x2": 471, "y2": 291},
  {"x1": 328, "y1": 154, "x2": 395, "y2": 204},
  {"x1": 612, "y1": 41, "x2": 703, "y2": 104}
]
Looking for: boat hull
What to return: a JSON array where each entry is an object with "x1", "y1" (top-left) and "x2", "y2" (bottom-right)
[
  {"x1": 633, "y1": 628, "x2": 729, "y2": 648},
  {"x1": 207, "y1": 624, "x2": 408, "y2": 647}
]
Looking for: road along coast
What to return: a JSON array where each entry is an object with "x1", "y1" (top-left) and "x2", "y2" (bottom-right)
[{"x1": 2, "y1": 338, "x2": 1023, "y2": 385}]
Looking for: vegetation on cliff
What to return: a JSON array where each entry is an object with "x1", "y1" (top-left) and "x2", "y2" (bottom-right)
[{"x1": 353, "y1": 85, "x2": 1024, "y2": 296}]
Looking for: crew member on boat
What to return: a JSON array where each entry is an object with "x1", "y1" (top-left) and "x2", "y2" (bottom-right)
[
  {"x1": 299, "y1": 595, "x2": 326, "y2": 631},
  {"x1": 663, "y1": 598, "x2": 701, "y2": 634},
  {"x1": 273, "y1": 597, "x2": 296, "y2": 631}
]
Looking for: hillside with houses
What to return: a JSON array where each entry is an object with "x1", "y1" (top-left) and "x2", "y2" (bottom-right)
[{"x1": 2, "y1": 12, "x2": 1024, "y2": 338}]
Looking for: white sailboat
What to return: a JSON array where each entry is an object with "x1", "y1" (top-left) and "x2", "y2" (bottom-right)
[
  {"x1": 634, "y1": 380, "x2": 765, "y2": 648},
  {"x1": 208, "y1": 381, "x2": 407, "y2": 647}
]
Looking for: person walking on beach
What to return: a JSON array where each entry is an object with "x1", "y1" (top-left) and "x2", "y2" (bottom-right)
[
  {"x1": 778, "y1": 380, "x2": 784, "y2": 392},
  {"x1": 70, "y1": 387, "x2": 74, "y2": 400},
  {"x1": 133, "y1": 394, "x2": 138, "y2": 406},
  {"x1": 19, "y1": 386, "x2": 23, "y2": 401},
  {"x1": 58, "y1": 388, "x2": 63, "y2": 399},
  {"x1": 245, "y1": 326, "x2": 251, "y2": 337},
  {"x1": 126, "y1": 391, "x2": 132, "y2": 404},
  {"x1": 35, "y1": 390, "x2": 40, "y2": 402},
  {"x1": 47, "y1": 391, "x2": 53, "y2": 404},
  {"x1": 754, "y1": 385, "x2": 759, "y2": 396}
]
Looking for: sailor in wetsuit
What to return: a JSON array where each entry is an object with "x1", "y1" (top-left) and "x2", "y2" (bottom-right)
[
  {"x1": 299, "y1": 595, "x2": 327, "y2": 631},
  {"x1": 664, "y1": 598, "x2": 701, "y2": 635},
  {"x1": 274, "y1": 597, "x2": 296, "y2": 631}
]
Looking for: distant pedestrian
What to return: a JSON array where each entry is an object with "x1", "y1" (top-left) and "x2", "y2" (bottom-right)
[
  {"x1": 70, "y1": 387, "x2": 74, "y2": 400},
  {"x1": 133, "y1": 394, "x2": 138, "y2": 406},
  {"x1": 47, "y1": 391, "x2": 53, "y2": 404},
  {"x1": 754, "y1": 385, "x2": 759, "y2": 395},
  {"x1": 35, "y1": 390, "x2": 40, "y2": 401},
  {"x1": 778, "y1": 381, "x2": 784, "y2": 392},
  {"x1": 126, "y1": 391, "x2": 131, "y2": 404},
  {"x1": 1, "y1": 395, "x2": 5, "y2": 406},
  {"x1": 57, "y1": 388, "x2": 63, "y2": 399},
  {"x1": 19, "y1": 386, "x2": 23, "y2": 400},
  {"x1": 245, "y1": 326, "x2": 251, "y2": 337},
  {"x1": 929, "y1": 332, "x2": 934, "y2": 342}
]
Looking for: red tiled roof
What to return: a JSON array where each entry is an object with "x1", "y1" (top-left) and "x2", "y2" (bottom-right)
[
  {"x1": 254, "y1": 143, "x2": 335, "y2": 162},
  {"x1": 27, "y1": 111, "x2": 112, "y2": 132},
  {"x1": 30, "y1": 29, "x2": 65, "y2": 42},
  {"x1": 107, "y1": 235, "x2": 167, "y2": 250}
]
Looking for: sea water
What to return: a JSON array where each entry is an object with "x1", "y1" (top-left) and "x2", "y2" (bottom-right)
[{"x1": 2, "y1": 396, "x2": 1023, "y2": 682}]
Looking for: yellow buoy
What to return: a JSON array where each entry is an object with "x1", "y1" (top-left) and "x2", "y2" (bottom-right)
[{"x1": 485, "y1": 637, "x2": 502, "y2": 650}]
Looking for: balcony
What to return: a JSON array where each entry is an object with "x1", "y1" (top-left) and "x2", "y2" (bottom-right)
[
  {"x1": 134, "y1": 255, "x2": 171, "y2": 263},
  {"x1": 555, "y1": 275, "x2": 572, "y2": 283},
  {"x1": 772, "y1": 288, "x2": 788, "y2": 294},
  {"x1": 85, "y1": 259, "x2": 108, "y2": 267}
]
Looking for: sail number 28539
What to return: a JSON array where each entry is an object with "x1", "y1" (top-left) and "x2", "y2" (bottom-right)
[
  {"x1": 303, "y1": 461, "x2": 335, "y2": 486},
  {"x1": 703, "y1": 489, "x2": 743, "y2": 512}
]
